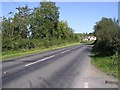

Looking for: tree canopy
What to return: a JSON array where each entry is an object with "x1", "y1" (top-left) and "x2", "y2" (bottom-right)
[
  {"x1": 93, "y1": 17, "x2": 120, "y2": 56},
  {"x1": 2, "y1": 2, "x2": 80, "y2": 51}
]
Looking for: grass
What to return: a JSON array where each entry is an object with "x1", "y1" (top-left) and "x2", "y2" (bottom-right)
[
  {"x1": 2, "y1": 42, "x2": 81, "y2": 61},
  {"x1": 81, "y1": 40, "x2": 94, "y2": 45},
  {"x1": 91, "y1": 55, "x2": 119, "y2": 78}
]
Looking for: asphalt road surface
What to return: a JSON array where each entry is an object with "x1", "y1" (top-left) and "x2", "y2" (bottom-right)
[{"x1": 2, "y1": 44, "x2": 118, "y2": 88}]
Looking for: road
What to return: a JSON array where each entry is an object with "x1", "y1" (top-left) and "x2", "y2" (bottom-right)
[{"x1": 2, "y1": 44, "x2": 118, "y2": 88}]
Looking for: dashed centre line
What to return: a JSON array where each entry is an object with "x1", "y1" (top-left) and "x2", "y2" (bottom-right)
[
  {"x1": 25, "y1": 46, "x2": 79, "y2": 67},
  {"x1": 25, "y1": 55, "x2": 55, "y2": 67},
  {"x1": 61, "y1": 49, "x2": 70, "y2": 54}
]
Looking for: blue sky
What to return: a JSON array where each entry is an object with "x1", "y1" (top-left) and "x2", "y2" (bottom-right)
[{"x1": 1, "y1": 2, "x2": 118, "y2": 33}]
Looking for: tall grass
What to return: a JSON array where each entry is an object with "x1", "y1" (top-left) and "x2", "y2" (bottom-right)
[
  {"x1": 91, "y1": 55, "x2": 118, "y2": 78},
  {"x1": 2, "y1": 42, "x2": 81, "y2": 60}
]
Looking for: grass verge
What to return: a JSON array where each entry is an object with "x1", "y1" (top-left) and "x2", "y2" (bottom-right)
[
  {"x1": 2, "y1": 42, "x2": 81, "y2": 61},
  {"x1": 91, "y1": 55, "x2": 118, "y2": 78}
]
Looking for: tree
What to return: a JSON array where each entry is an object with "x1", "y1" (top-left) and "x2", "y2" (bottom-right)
[
  {"x1": 13, "y1": 5, "x2": 31, "y2": 39},
  {"x1": 57, "y1": 21, "x2": 78, "y2": 43},
  {"x1": 32, "y1": 2, "x2": 59, "y2": 40},
  {"x1": 93, "y1": 17, "x2": 120, "y2": 55},
  {"x1": 2, "y1": 1, "x2": 80, "y2": 51}
]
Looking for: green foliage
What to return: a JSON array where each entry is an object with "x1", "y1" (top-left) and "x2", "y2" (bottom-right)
[
  {"x1": 93, "y1": 17, "x2": 120, "y2": 56},
  {"x1": 31, "y1": 2, "x2": 59, "y2": 40},
  {"x1": 92, "y1": 17, "x2": 120, "y2": 78},
  {"x1": 2, "y1": 2, "x2": 80, "y2": 54},
  {"x1": 92, "y1": 55, "x2": 118, "y2": 78},
  {"x1": 2, "y1": 38, "x2": 39, "y2": 51},
  {"x1": 2, "y1": 42, "x2": 81, "y2": 60}
]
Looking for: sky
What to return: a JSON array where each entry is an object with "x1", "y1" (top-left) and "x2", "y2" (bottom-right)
[{"x1": 1, "y1": 1, "x2": 119, "y2": 33}]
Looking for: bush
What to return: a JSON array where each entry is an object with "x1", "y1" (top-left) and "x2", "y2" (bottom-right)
[
  {"x1": 93, "y1": 17, "x2": 120, "y2": 56},
  {"x1": 2, "y1": 38, "x2": 41, "y2": 51}
]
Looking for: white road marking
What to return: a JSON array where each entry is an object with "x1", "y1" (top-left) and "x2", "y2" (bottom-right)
[
  {"x1": 66, "y1": 49, "x2": 70, "y2": 52},
  {"x1": 84, "y1": 83, "x2": 89, "y2": 88},
  {"x1": 4, "y1": 71, "x2": 7, "y2": 74},
  {"x1": 25, "y1": 55, "x2": 55, "y2": 67},
  {"x1": 61, "y1": 50, "x2": 70, "y2": 54},
  {"x1": 56, "y1": 54, "x2": 60, "y2": 56},
  {"x1": 25, "y1": 48, "x2": 72, "y2": 67}
]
